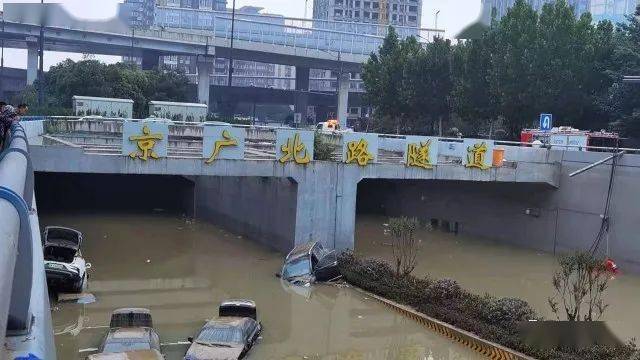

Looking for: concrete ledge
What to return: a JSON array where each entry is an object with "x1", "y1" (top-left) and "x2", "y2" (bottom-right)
[
  {"x1": 31, "y1": 145, "x2": 560, "y2": 187},
  {"x1": 350, "y1": 285, "x2": 536, "y2": 360}
]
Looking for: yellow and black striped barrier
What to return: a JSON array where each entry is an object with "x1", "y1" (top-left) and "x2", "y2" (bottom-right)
[{"x1": 351, "y1": 286, "x2": 537, "y2": 360}]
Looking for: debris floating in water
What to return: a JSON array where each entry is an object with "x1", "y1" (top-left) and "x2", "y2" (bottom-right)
[{"x1": 57, "y1": 293, "x2": 96, "y2": 304}]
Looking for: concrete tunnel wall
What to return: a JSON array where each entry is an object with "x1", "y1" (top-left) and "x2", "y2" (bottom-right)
[
  {"x1": 193, "y1": 176, "x2": 298, "y2": 253},
  {"x1": 358, "y1": 151, "x2": 640, "y2": 273}
]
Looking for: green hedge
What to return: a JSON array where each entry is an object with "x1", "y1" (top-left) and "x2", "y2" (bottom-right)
[{"x1": 338, "y1": 252, "x2": 638, "y2": 360}]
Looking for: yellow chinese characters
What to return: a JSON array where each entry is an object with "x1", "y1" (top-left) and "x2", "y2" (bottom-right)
[
  {"x1": 406, "y1": 140, "x2": 433, "y2": 169},
  {"x1": 465, "y1": 141, "x2": 490, "y2": 170},
  {"x1": 346, "y1": 139, "x2": 374, "y2": 166},
  {"x1": 279, "y1": 133, "x2": 311, "y2": 165},
  {"x1": 129, "y1": 125, "x2": 163, "y2": 161},
  {"x1": 206, "y1": 129, "x2": 238, "y2": 164}
]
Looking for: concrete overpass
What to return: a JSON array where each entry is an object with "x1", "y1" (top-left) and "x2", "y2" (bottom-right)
[
  {"x1": 1, "y1": 2, "x2": 424, "y2": 122},
  {"x1": 28, "y1": 118, "x2": 560, "y2": 253}
]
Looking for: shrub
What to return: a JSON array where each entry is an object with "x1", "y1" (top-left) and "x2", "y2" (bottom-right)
[
  {"x1": 337, "y1": 251, "x2": 637, "y2": 360},
  {"x1": 314, "y1": 131, "x2": 336, "y2": 161},
  {"x1": 388, "y1": 217, "x2": 420, "y2": 277},
  {"x1": 548, "y1": 251, "x2": 611, "y2": 321}
]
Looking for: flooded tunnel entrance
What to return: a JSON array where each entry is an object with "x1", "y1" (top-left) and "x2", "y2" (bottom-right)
[
  {"x1": 36, "y1": 172, "x2": 196, "y2": 216},
  {"x1": 356, "y1": 178, "x2": 558, "y2": 252},
  {"x1": 353, "y1": 179, "x2": 640, "y2": 343},
  {"x1": 34, "y1": 173, "x2": 483, "y2": 360}
]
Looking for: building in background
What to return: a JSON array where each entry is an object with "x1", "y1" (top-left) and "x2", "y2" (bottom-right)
[
  {"x1": 120, "y1": 0, "x2": 370, "y2": 122},
  {"x1": 591, "y1": 0, "x2": 638, "y2": 23},
  {"x1": 312, "y1": 0, "x2": 422, "y2": 27},
  {"x1": 120, "y1": 0, "x2": 156, "y2": 28}
]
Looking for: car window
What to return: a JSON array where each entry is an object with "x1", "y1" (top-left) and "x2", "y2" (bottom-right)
[
  {"x1": 197, "y1": 326, "x2": 244, "y2": 344},
  {"x1": 242, "y1": 321, "x2": 256, "y2": 341},
  {"x1": 282, "y1": 257, "x2": 312, "y2": 279}
]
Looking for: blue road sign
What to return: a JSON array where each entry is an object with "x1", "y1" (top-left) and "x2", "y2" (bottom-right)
[{"x1": 540, "y1": 113, "x2": 553, "y2": 131}]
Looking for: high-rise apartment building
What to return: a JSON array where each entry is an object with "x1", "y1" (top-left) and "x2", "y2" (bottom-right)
[{"x1": 313, "y1": 0, "x2": 422, "y2": 28}]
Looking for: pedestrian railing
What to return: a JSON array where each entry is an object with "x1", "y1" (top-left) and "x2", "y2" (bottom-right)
[{"x1": 36, "y1": 117, "x2": 640, "y2": 168}]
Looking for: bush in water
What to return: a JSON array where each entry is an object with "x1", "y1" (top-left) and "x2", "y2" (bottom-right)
[{"x1": 337, "y1": 251, "x2": 637, "y2": 360}]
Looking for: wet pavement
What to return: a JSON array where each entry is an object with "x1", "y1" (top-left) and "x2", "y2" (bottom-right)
[
  {"x1": 44, "y1": 212, "x2": 481, "y2": 360},
  {"x1": 355, "y1": 215, "x2": 640, "y2": 343}
]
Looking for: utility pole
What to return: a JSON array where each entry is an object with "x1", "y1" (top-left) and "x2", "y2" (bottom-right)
[
  {"x1": 435, "y1": 10, "x2": 440, "y2": 31},
  {"x1": 38, "y1": 0, "x2": 45, "y2": 106},
  {"x1": 227, "y1": 0, "x2": 236, "y2": 87}
]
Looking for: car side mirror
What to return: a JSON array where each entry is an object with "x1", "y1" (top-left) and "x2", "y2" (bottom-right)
[{"x1": 187, "y1": 337, "x2": 193, "y2": 343}]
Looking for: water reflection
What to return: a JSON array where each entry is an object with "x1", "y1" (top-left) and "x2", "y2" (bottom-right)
[{"x1": 44, "y1": 212, "x2": 480, "y2": 360}]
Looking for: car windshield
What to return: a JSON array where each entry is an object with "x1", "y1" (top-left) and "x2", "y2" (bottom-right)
[
  {"x1": 103, "y1": 340, "x2": 151, "y2": 353},
  {"x1": 282, "y1": 257, "x2": 312, "y2": 279},
  {"x1": 196, "y1": 326, "x2": 243, "y2": 344}
]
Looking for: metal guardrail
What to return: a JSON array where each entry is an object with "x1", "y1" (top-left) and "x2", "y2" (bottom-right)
[
  {"x1": 152, "y1": 7, "x2": 438, "y2": 56},
  {"x1": 154, "y1": 6, "x2": 444, "y2": 40},
  {"x1": 0, "y1": 122, "x2": 35, "y2": 342},
  {"x1": 35, "y1": 116, "x2": 640, "y2": 163}
]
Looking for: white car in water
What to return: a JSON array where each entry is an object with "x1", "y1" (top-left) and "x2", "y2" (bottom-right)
[{"x1": 43, "y1": 226, "x2": 91, "y2": 293}]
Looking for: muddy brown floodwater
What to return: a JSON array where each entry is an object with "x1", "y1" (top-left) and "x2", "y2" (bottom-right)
[
  {"x1": 45, "y1": 212, "x2": 482, "y2": 360},
  {"x1": 355, "y1": 215, "x2": 640, "y2": 343}
]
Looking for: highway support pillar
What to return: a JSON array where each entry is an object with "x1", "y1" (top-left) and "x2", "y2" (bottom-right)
[
  {"x1": 294, "y1": 66, "x2": 310, "y2": 126},
  {"x1": 337, "y1": 72, "x2": 350, "y2": 126},
  {"x1": 141, "y1": 51, "x2": 160, "y2": 70},
  {"x1": 197, "y1": 56, "x2": 215, "y2": 110},
  {"x1": 26, "y1": 43, "x2": 39, "y2": 86}
]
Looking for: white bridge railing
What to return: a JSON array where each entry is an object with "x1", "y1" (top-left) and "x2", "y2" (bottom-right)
[{"x1": 0, "y1": 121, "x2": 55, "y2": 359}]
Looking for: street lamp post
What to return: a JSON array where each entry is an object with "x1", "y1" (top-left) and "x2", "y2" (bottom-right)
[
  {"x1": 38, "y1": 0, "x2": 45, "y2": 106},
  {"x1": 227, "y1": 0, "x2": 236, "y2": 87},
  {"x1": 435, "y1": 10, "x2": 440, "y2": 32}
]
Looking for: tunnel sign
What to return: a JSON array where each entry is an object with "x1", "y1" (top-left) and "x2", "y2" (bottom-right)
[
  {"x1": 123, "y1": 121, "x2": 168, "y2": 160},
  {"x1": 343, "y1": 132, "x2": 378, "y2": 166},
  {"x1": 276, "y1": 130, "x2": 314, "y2": 165},
  {"x1": 405, "y1": 136, "x2": 439, "y2": 169},
  {"x1": 462, "y1": 139, "x2": 494, "y2": 170},
  {"x1": 540, "y1": 113, "x2": 553, "y2": 131},
  {"x1": 203, "y1": 125, "x2": 245, "y2": 163}
]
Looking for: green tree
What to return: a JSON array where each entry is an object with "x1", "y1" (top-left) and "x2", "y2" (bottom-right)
[
  {"x1": 32, "y1": 59, "x2": 195, "y2": 117},
  {"x1": 489, "y1": 0, "x2": 540, "y2": 137},
  {"x1": 362, "y1": 28, "x2": 421, "y2": 133},
  {"x1": 600, "y1": 6, "x2": 640, "y2": 140},
  {"x1": 451, "y1": 35, "x2": 497, "y2": 135},
  {"x1": 403, "y1": 36, "x2": 455, "y2": 134}
]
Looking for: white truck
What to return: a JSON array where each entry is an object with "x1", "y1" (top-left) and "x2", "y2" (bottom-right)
[
  {"x1": 72, "y1": 96, "x2": 134, "y2": 118},
  {"x1": 148, "y1": 101, "x2": 208, "y2": 122}
]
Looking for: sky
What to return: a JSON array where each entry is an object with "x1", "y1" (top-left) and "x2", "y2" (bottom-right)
[{"x1": 0, "y1": 0, "x2": 482, "y2": 70}]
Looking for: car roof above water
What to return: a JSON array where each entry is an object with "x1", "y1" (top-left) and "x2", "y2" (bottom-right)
[{"x1": 286, "y1": 241, "x2": 322, "y2": 261}]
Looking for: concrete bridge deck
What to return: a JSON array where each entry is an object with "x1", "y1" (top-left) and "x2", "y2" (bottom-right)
[{"x1": 26, "y1": 118, "x2": 561, "y2": 256}]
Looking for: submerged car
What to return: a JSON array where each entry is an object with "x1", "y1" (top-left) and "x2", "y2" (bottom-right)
[
  {"x1": 43, "y1": 226, "x2": 91, "y2": 293},
  {"x1": 280, "y1": 241, "x2": 340, "y2": 285},
  {"x1": 88, "y1": 308, "x2": 163, "y2": 360},
  {"x1": 184, "y1": 300, "x2": 261, "y2": 360}
]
